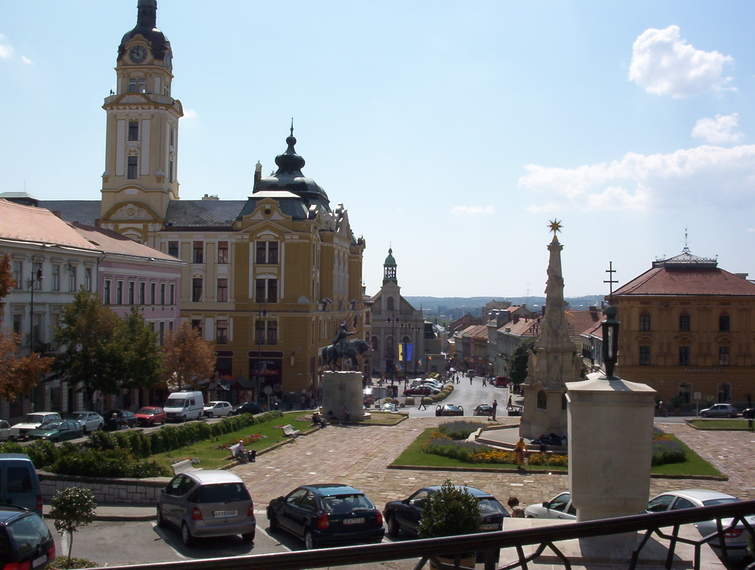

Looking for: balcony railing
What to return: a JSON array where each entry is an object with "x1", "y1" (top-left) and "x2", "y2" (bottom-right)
[{"x1": 86, "y1": 499, "x2": 754, "y2": 570}]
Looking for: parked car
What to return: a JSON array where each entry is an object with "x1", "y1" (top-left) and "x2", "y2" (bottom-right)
[
  {"x1": 10, "y1": 413, "x2": 62, "y2": 440},
  {"x1": 435, "y1": 404, "x2": 464, "y2": 417},
  {"x1": 103, "y1": 409, "x2": 138, "y2": 430},
  {"x1": 524, "y1": 491, "x2": 576, "y2": 520},
  {"x1": 134, "y1": 406, "x2": 167, "y2": 426},
  {"x1": 0, "y1": 506, "x2": 55, "y2": 569},
  {"x1": 0, "y1": 420, "x2": 12, "y2": 441},
  {"x1": 384, "y1": 485, "x2": 508, "y2": 537},
  {"x1": 71, "y1": 411, "x2": 104, "y2": 433},
  {"x1": 742, "y1": 407, "x2": 755, "y2": 419},
  {"x1": 493, "y1": 377, "x2": 509, "y2": 387},
  {"x1": 404, "y1": 386, "x2": 432, "y2": 397},
  {"x1": 231, "y1": 402, "x2": 263, "y2": 416},
  {"x1": 647, "y1": 489, "x2": 755, "y2": 559},
  {"x1": 204, "y1": 401, "x2": 233, "y2": 418},
  {"x1": 0, "y1": 454, "x2": 43, "y2": 513},
  {"x1": 267, "y1": 484, "x2": 384, "y2": 549},
  {"x1": 382, "y1": 402, "x2": 399, "y2": 413},
  {"x1": 157, "y1": 469, "x2": 255, "y2": 546},
  {"x1": 474, "y1": 404, "x2": 493, "y2": 416},
  {"x1": 699, "y1": 403, "x2": 739, "y2": 418},
  {"x1": 28, "y1": 420, "x2": 83, "y2": 442},
  {"x1": 164, "y1": 391, "x2": 205, "y2": 422}
]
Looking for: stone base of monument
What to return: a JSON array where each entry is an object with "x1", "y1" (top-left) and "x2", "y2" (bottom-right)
[
  {"x1": 499, "y1": 518, "x2": 726, "y2": 568},
  {"x1": 320, "y1": 370, "x2": 369, "y2": 422}
]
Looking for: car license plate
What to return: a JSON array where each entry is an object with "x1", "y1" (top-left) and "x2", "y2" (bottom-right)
[
  {"x1": 32, "y1": 555, "x2": 47, "y2": 568},
  {"x1": 213, "y1": 510, "x2": 237, "y2": 518},
  {"x1": 343, "y1": 517, "x2": 365, "y2": 525},
  {"x1": 480, "y1": 523, "x2": 499, "y2": 530}
]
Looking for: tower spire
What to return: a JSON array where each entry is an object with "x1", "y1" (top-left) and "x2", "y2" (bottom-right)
[{"x1": 137, "y1": 0, "x2": 157, "y2": 29}]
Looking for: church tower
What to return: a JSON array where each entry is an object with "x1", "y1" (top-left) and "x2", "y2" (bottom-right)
[{"x1": 100, "y1": 0, "x2": 183, "y2": 243}]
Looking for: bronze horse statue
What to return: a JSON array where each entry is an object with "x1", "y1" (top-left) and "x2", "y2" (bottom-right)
[{"x1": 320, "y1": 338, "x2": 371, "y2": 370}]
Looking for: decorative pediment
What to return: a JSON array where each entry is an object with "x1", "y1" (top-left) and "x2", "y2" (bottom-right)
[
  {"x1": 238, "y1": 198, "x2": 292, "y2": 230},
  {"x1": 106, "y1": 201, "x2": 160, "y2": 222}
]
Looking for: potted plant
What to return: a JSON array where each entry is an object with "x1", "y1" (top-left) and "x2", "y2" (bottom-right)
[{"x1": 418, "y1": 480, "x2": 481, "y2": 569}]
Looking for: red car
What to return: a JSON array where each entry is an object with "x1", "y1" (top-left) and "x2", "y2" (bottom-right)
[
  {"x1": 404, "y1": 385, "x2": 432, "y2": 396},
  {"x1": 134, "y1": 406, "x2": 166, "y2": 426}
]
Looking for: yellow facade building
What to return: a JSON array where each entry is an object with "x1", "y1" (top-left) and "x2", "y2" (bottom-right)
[
  {"x1": 613, "y1": 249, "x2": 755, "y2": 409},
  {"x1": 43, "y1": 0, "x2": 367, "y2": 403}
]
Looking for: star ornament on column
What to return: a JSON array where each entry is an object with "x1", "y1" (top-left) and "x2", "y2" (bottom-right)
[{"x1": 548, "y1": 219, "x2": 563, "y2": 234}]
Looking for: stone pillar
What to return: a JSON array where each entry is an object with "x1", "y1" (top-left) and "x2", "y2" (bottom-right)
[
  {"x1": 566, "y1": 372, "x2": 655, "y2": 556},
  {"x1": 320, "y1": 371, "x2": 367, "y2": 421}
]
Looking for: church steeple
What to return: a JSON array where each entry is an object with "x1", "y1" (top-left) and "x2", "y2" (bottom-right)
[
  {"x1": 383, "y1": 248, "x2": 397, "y2": 284},
  {"x1": 137, "y1": 0, "x2": 157, "y2": 29}
]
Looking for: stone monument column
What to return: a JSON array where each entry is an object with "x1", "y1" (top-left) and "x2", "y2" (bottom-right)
[{"x1": 520, "y1": 220, "x2": 582, "y2": 440}]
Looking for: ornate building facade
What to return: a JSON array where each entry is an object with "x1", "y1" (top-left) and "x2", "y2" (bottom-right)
[
  {"x1": 613, "y1": 249, "x2": 755, "y2": 408},
  {"x1": 38, "y1": 0, "x2": 367, "y2": 401},
  {"x1": 369, "y1": 249, "x2": 425, "y2": 378}
]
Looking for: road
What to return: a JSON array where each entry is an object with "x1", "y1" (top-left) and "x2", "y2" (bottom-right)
[{"x1": 398, "y1": 376, "x2": 513, "y2": 418}]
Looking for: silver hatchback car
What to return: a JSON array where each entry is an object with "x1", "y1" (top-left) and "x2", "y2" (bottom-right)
[{"x1": 157, "y1": 470, "x2": 255, "y2": 546}]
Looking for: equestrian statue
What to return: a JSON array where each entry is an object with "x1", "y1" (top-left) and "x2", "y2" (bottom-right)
[{"x1": 320, "y1": 322, "x2": 370, "y2": 370}]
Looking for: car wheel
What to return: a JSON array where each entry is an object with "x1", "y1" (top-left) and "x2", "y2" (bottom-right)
[
  {"x1": 268, "y1": 512, "x2": 279, "y2": 532},
  {"x1": 156, "y1": 507, "x2": 166, "y2": 528},
  {"x1": 386, "y1": 514, "x2": 400, "y2": 538},
  {"x1": 304, "y1": 530, "x2": 318, "y2": 549},
  {"x1": 181, "y1": 523, "x2": 194, "y2": 546},
  {"x1": 242, "y1": 531, "x2": 255, "y2": 543}
]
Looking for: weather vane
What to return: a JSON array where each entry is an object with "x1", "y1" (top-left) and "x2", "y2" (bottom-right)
[{"x1": 548, "y1": 219, "x2": 562, "y2": 234}]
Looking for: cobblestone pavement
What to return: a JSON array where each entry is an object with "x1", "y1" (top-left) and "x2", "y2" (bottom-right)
[{"x1": 236, "y1": 417, "x2": 755, "y2": 509}]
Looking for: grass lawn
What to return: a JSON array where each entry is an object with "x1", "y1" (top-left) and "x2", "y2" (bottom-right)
[
  {"x1": 354, "y1": 412, "x2": 407, "y2": 425},
  {"x1": 150, "y1": 412, "x2": 313, "y2": 470},
  {"x1": 391, "y1": 428, "x2": 724, "y2": 478},
  {"x1": 687, "y1": 419, "x2": 753, "y2": 431}
]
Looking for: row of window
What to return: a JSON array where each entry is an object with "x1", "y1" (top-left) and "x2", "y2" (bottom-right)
[
  {"x1": 172, "y1": 240, "x2": 279, "y2": 265},
  {"x1": 639, "y1": 345, "x2": 730, "y2": 366},
  {"x1": 639, "y1": 312, "x2": 731, "y2": 332},
  {"x1": 189, "y1": 318, "x2": 277, "y2": 346},
  {"x1": 104, "y1": 280, "x2": 175, "y2": 306},
  {"x1": 677, "y1": 382, "x2": 732, "y2": 404},
  {"x1": 189, "y1": 277, "x2": 278, "y2": 303},
  {"x1": 149, "y1": 320, "x2": 174, "y2": 345},
  {"x1": 11, "y1": 261, "x2": 93, "y2": 293}
]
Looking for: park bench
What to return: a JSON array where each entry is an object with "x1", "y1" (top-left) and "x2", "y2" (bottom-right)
[{"x1": 281, "y1": 424, "x2": 301, "y2": 437}]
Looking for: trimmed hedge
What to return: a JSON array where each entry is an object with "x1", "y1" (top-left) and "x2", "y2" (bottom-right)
[
  {"x1": 0, "y1": 411, "x2": 284, "y2": 479},
  {"x1": 438, "y1": 421, "x2": 486, "y2": 440}
]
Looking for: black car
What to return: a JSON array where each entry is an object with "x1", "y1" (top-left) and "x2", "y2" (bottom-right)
[
  {"x1": 267, "y1": 484, "x2": 384, "y2": 549},
  {"x1": 0, "y1": 506, "x2": 56, "y2": 568},
  {"x1": 231, "y1": 402, "x2": 263, "y2": 416},
  {"x1": 474, "y1": 404, "x2": 493, "y2": 416},
  {"x1": 435, "y1": 404, "x2": 464, "y2": 416},
  {"x1": 383, "y1": 485, "x2": 508, "y2": 538},
  {"x1": 103, "y1": 409, "x2": 138, "y2": 430}
]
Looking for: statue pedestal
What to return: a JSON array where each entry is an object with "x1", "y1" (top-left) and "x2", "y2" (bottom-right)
[
  {"x1": 566, "y1": 372, "x2": 656, "y2": 558},
  {"x1": 320, "y1": 371, "x2": 367, "y2": 422}
]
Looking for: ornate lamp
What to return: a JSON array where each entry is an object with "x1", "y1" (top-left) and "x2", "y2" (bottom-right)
[{"x1": 601, "y1": 304, "x2": 619, "y2": 378}]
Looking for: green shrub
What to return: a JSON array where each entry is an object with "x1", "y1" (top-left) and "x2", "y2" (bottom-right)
[
  {"x1": 418, "y1": 480, "x2": 481, "y2": 538},
  {"x1": 88, "y1": 431, "x2": 116, "y2": 450},
  {"x1": 424, "y1": 438, "x2": 484, "y2": 461},
  {"x1": 651, "y1": 439, "x2": 686, "y2": 465},
  {"x1": 52, "y1": 448, "x2": 167, "y2": 478},
  {"x1": 438, "y1": 421, "x2": 486, "y2": 440},
  {"x1": 26, "y1": 440, "x2": 60, "y2": 468},
  {"x1": 0, "y1": 441, "x2": 24, "y2": 454}
]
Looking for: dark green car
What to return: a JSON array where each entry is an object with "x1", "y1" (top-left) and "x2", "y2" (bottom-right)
[{"x1": 27, "y1": 420, "x2": 83, "y2": 442}]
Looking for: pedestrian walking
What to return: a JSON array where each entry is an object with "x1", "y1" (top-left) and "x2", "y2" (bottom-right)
[
  {"x1": 491, "y1": 399, "x2": 497, "y2": 421},
  {"x1": 469, "y1": 375, "x2": 473, "y2": 385},
  {"x1": 482, "y1": 377, "x2": 487, "y2": 387},
  {"x1": 514, "y1": 437, "x2": 526, "y2": 469},
  {"x1": 417, "y1": 397, "x2": 427, "y2": 411}
]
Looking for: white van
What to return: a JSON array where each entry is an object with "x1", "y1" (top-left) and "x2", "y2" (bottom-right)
[{"x1": 164, "y1": 391, "x2": 205, "y2": 422}]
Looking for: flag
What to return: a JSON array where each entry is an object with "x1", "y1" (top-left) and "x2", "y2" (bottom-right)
[{"x1": 398, "y1": 343, "x2": 404, "y2": 361}]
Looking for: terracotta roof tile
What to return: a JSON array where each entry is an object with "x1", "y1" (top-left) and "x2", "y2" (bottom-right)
[
  {"x1": 614, "y1": 266, "x2": 755, "y2": 296},
  {"x1": 497, "y1": 317, "x2": 540, "y2": 337},
  {"x1": 71, "y1": 223, "x2": 179, "y2": 262},
  {"x1": 0, "y1": 199, "x2": 98, "y2": 251}
]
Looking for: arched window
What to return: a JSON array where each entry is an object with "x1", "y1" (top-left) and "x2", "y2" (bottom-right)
[
  {"x1": 384, "y1": 335, "x2": 394, "y2": 359},
  {"x1": 717, "y1": 383, "x2": 731, "y2": 403},
  {"x1": 679, "y1": 313, "x2": 690, "y2": 332},
  {"x1": 537, "y1": 390, "x2": 547, "y2": 409},
  {"x1": 719, "y1": 313, "x2": 730, "y2": 332},
  {"x1": 402, "y1": 335, "x2": 411, "y2": 344},
  {"x1": 639, "y1": 312, "x2": 651, "y2": 332},
  {"x1": 678, "y1": 383, "x2": 691, "y2": 404},
  {"x1": 387, "y1": 297, "x2": 394, "y2": 312}
]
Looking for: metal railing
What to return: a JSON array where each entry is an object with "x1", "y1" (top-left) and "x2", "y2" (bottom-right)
[{"x1": 88, "y1": 499, "x2": 755, "y2": 570}]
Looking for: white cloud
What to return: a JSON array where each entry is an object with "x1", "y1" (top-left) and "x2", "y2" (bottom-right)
[
  {"x1": 0, "y1": 34, "x2": 14, "y2": 60},
  {"x1": 20, "y1": 55, "x2": 32, "y2": 65},
  {"x1": 451, "y1": 205, "x2": 495, "y2": 215},
  {"x1": 183, "y1": 108, "x2": 198, "y2": 120},
  {"x1": 691, "y1": 113, "x2": 743, "y2": 144},
  {"x1": 629, "y1": 25, "x2": 734, "y2": 98},
  {"x1": 520, "y1": 144, "x2": 755, "y2": 212}
]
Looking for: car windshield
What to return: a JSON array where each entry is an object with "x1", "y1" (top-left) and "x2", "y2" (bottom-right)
[
  {"x1": 192, "y1": 483, "x2": 250, "y2": 503},
  {"x1": 21, "y1": 414, "x2": 47, "y2": 423},
  {"x1": 38, "y1": 421, "x2": 62, "y2": 430},
  {"x1": 478, "y1": 498, "x2": 506, "y2": 515},
  {"x1": 703, "y1": 497, "x2": 738, "y2": 506},
  {"x1": 6, "y1": 515, "x2": 49, "y2": 558},
  {"x1": 137, "y1": 408, "x2": 157, "y2": 415},
  {"x1": 72, "y1": 412, "x2": 89, "y2": 419},
  {"x1": 167, "y1": 399, "x2": 186, "y2": 407},
  {"x1": 322, "y1": 493, "x2": 374, "y2": 514}
]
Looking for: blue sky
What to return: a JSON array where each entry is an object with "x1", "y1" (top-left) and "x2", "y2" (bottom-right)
[{"x1": 2, "y1": 1, "x2": 755, "y2": 298}]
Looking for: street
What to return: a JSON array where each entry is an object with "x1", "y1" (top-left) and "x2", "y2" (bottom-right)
[{"x1": 398, "y1": 375, "x2": 513, "y2": 418}]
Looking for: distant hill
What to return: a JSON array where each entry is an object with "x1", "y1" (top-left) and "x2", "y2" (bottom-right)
[{"x1": 405, "y1": 295, "x2": 604, "y2": 319}]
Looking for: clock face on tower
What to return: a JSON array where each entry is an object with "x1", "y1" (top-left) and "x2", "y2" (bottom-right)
[{"x1": 129, "y1": 45, "x2": 147, "y2": 64}]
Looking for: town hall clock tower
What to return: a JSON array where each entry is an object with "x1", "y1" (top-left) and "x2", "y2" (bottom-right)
[{"x1": 100, "y1": 0, "x2": 182, "y2": 244}]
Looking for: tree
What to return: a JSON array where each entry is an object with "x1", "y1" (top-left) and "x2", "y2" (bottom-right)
[
  {"x1": 418, "y1": 480, "x2": 481, "y2": 538},
  {"x1": 112, "y1": 308, "x2": 163, "y2": 392},
  {"x1": 163, "y1": 322, "x2": 215, "y2": 389},
  {"x1": 49, "y1": 487, "x2": 97, "y2": 565},
  {"x1": 510, "y1": 341, "x2": 534, "y2": 385},
  {"x1": 0, "y1": 255, "x2": 53, "y2": 400},
  {"x1": 54, "y1": 290, "x2": 123, "y2": 408}
]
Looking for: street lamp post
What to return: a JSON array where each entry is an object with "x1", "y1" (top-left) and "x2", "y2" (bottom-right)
[
  {"x1": 255, "y1": 307, "x2": 267, "y2": 406},
  {"x1": 28, "y1": 267, "x2": 42, "y2": 353}
]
